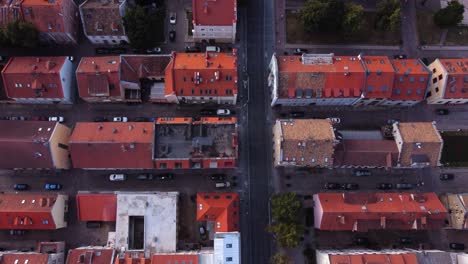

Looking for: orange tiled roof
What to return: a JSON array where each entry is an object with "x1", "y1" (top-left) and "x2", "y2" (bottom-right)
[
  {"x1": 390, "y1": 59, "x2": 430, "y2": 101},
  {"x1": 22, "y1": 0, "x2": 76, "y2": 33},
  {"x1": 437, "y1": 58, "x2": 468, "y2": 99},
  {"x1": 0, "y1": 253, "x2": 49, "y2": 263},
  {"x1": 192, "y1": 0, "x2": 236, "y2": 26},
  {"x1": 76, "y1": 193, "x2": 117, "y2": 222},
  {"x1": 361, "y1": 56, "x2": 395, "y2": 99},
  {"x1": 76, "y1": 56, "x2": 121, "y2": 99},
  {"x1": 329, "y1": 253, "x2": 418, "y2": 264},
  {"x1": 66, "y1": 248, "x2": 114, "y2": 264},
  {"x1": 314, "y1": 192, "x2": 447, "y2": 231},
  {"x1": 80, "y1": 0, "x2": 125, "y2": 37},
  {"x1": 166, "y1": 51, "x2": 238, "y2": 98},
  {"x1": 197, "y1": 193, "x2": 239, "y2": 232}
]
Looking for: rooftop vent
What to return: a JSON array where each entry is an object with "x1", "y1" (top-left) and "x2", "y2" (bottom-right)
[
  {"x1": 128, "y1": 125, "x2": 134, "y2": 131},
  {"x1": 112, "y1": 128, "x2": 118, "y2": 134}
]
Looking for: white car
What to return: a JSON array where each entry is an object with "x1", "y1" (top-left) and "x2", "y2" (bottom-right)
[
  {"x1": 113, "y1": 117, "x2": 128, "y2": 122},
  {"x1": 48, "y1": 116, "x2": 64, "y2": 123},
  {"x1": 327, "y1": 117, "x2": 340, "y2": 124},
  {"x1": 169, "y1": 12, "x2": 176, "y2": 24},
  {"x1": 216, "y1": 109, "x2": 231, "y2": 116},
  {"x1": 109, "y1": 174, "x2": 127, "y2": 181}
]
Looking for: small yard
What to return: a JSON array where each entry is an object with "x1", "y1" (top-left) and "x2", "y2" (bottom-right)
[
  {"x1": 417, "y1": 11, "x2": 443, "y2": 45},
  {"x1": 286, "y1": 10, "x2": 400, "y2": 45},
  {"x1": 441, "y1": 131, "x2": 468, "y2": 167},
  {"x1": 445, "y1": 26, "x2": 468, "y2": 45}
]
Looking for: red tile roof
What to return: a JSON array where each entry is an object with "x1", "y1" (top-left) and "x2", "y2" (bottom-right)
[
  {"x1": 314, "y1": 192, "x2": 447, "y2": 231},
  {"x1": 69, "y1": 122, "x2": 154, "y2": 169},
  {"x1": 437, "y1": 58, "x2": 468, "y2": 99},
  {"x1": 151, "y1": 254, "x2": 198, "y2": 264},
  {"x1": 66, "y1": 247, "x2": 115, "y2": 264},
  {"x1": 197, "y1": 193, "x2": 239, "y2": 232},
  {"x1": 113, "y1": 252, "x2": 151, "y2": 264},
  {"x1": 192, "y1": 0, "x2": 236, "y2": 26},
  {"x1": 390, "y1": 59, "x2": 430, "y2": 101},
  {"x1": 333, "y1": 139, "x2": 399, "y2": 167},
  {"x1": 361, "y1": 56, "x2": 395, "y2": 99},
  {"x1": 0, "y1": 121, "x2": 57, "y2": 169},
  {"x1": 0, "y1": 193, "x2": 65, "y2": 230},
  {"x1": 165, "y1": 51, "x2": 238, "y2": 98},
  {"x1": 76, "y1": 56, "x2": 121, "y2": 100},
  {"x1": 80, "y1": 0, "x2": 125, "y2": 37},
  {"x1": 329, "y1": 253, "x2": 418, "y2": 264},
  {"x1": 1, "y1": 57, "x2": 67, "y2": 99},
  {"x1": 0, "y1": 253, "x2": 49, "y2": 264},
  {"x1": 76, "y1": 193, "x2": 117, "y2": 222},
  {"x1": 276, "y1": 55, "x2": 365, "y2": 99},
  {"x1": 0, "y1": 2, "x2": 23, "y2": 27},
  {"x1": 21, "y1": 0, "x2": 77, "y2": 34},
  {"x1": 120, "y1": 55, "x2": 171, "y2": 84}
]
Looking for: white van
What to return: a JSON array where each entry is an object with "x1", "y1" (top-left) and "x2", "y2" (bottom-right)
[
  {"x1": 109, "y1": 174, "x2": 127, "y2": 181},
  {"x1": 215, "y1": 181, "x2": 231, "y2": 188},
  {"x1": 206, "y1": 46, "x2": 221, "y2": 52}
]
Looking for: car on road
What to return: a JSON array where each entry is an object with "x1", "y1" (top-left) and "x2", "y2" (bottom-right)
[
  {"x1": 137, "y1": 174, "x2": 154, "y2": 180},
  {"x1": 109, "y1": 174, "x2": 127, "y2": 181},
  {"x1": 440, "y1": 173, "x2": 455, "y2": 180},
  {"x1": 341, "y1": 183, "x2": 359, "y2": 190},
  {"x1": 436, "y1": 109, "x2": 449, "y2": 115},
  {"x1": 48, "y1": 116, "x2": 64, "y2": 122},
  {"x1": 169, "y1": 12, "x2": 176, "y2": 24},
  {"x1": 146, "y1": 47, "x2": 162, "y2": 54},
  {"x1": 134, "y1": 117, "x2": 149, "y2": 122},
  {"x1": 352, "y1": 169, "x2": 371, "y2": 177},
  {"x1": 200, "y1": 109, "x2": 216, "y2": 116},
  {"x1": 450, "y1": 243, "x2": 465, "y2": 250},
  {"x1": 155, "y1": 174, "x2": 174, "y2": 180},
  {"x1": 399, "y1": 237, "x2": 413, "y2": 244},
  {"x1": 93, "y1": 117, "x2": 108, "y2": 122},
  {"x1": 327, "y1": 117, "x2": 341, "y2": 124},
  {"x1": 293, "y1": 48, "x2": 308, "y2": 55},
  {"x1": 377, "y1": 183, "x2": 393, "y2": 190},
  {"x1": 45, "y1": 183, "x2": 62, "y2": 190},
  {"x1": 395, "y1": 183, "x2": 414, "y2": 190},
  {"x1": 324, "y1": 182, "x2": 340, "y2": 190},
  {"x1": 394, "y1": 54, "x2": 407, "y2": 60},
  {"x1": 290, "y1": 111, "x2": 305, "y2": 118},
  {"x1": 9, "y1": 230, "x2": 26, "y2": 236},
  {"x1": 216, "y1": 109, "x2": 231, "y2": 116},
  {"x1": 169, "y1": 30, "x2": 176, "y2": 42},
  {"x1": 185, "y1": 46, "x2": 201, "y2": 52},
  {"x1": 13, "y1": 184, "x2": 29, "y2": 191},
  {"x1": 215, "y1": 181, "x2": 231, "y2": 188},
  {"x1": 210, "y1": 174, "x2": 226, "y2": 181},
  {"x1": 113, "y1": 116, "x2": 128, "y2": 122}
]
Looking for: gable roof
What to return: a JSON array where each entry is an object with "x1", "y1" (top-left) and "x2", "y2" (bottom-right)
[
  {"x1": 76, "y1": 193, "x2": 117, "y2": 222},
  {"x1": 360, "y1": 56, "x2": 395, "y2": 99},
  {"x1": 0, "y1": 253, "x2": 49, "y2": 264},
  {"x1": 66, "y1": 247, "x2": 115, "y2": 264},
  {"x1": 329, "y1": 253, "x2": 418, "y2": 264},
  {"x1": 120, "y1": 55, "x2": 171, "y2": 84},
  {"x1": 192, "y1": 0, "x2": 237, "y2": 26},
  {"x1": 80, "y1": 0, "x2": 126, "y2": 37},
  {"x1": 390, "y1": 59, "x2": 430, "y2": 101},
  {"x1": 197, "y1": 193, "x2": 239, "y2": 232},
  {"x1": 437, "y1": 58, "x2": 468, "y2": 99},
  {"x1": 76, "y1": 56, "x2": 121, "y2": 99}
]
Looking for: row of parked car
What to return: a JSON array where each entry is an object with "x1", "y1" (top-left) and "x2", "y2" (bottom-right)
[
  {"x1": 13, "y1": 183, "x2": 62, "y2": 191},
  {"x1": 0, "y1": 116, "x2": 64, "y2": 122},
  {"x1": 352, "y1": 236, "x2": 465, "y2": 251}
]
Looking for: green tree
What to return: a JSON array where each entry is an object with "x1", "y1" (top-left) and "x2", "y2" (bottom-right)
[
  {"x1": 4, "y1": 21, "x2": 39, "y2": 48},
  {"x1": 434, "y1": 1, "x2": 465, "y2": 28},
  {"x1": 375, "y1": 0, "x2": 401, "y2": 31},
  {"x1": 268, "y1": 222, "x2": 303, "y2": 248},
  {"x1": 123, "y1": 6, "x2": 165, "y2": 50},
  {"x1": 300, "y1": 0, "x2": 345, "y2": 32},
  {"x1": 271, "y1": 253, "x2": 292, "y2": 264},
  {"x1": 342, "y1": 3, "x2": 364, "y2": 33},
  {"x1": 271, "y1": 192, "x2": 302, "y2": 223}
]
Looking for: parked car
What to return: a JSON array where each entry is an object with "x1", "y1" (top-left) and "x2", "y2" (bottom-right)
[
  {"x1": 399, "y1": 237, "x2": 413, "y2": 244},
  {"x1": 215, "y1": 181, "x2": 231, "y2": 188},
  {"x1": 169, "y1": 30, "x2": 176, "y2": 42},
  {"x1": 185, "y1": 46, "x2": 201, "y2": 52},
  {"x1": 48, "y1": 116, "x2": 64, "y2": 122},
  {"x1": 436, "y1": 109, "x2": 449, "y2": 115},
  {"x1": 440, "y1": 173, "x2": 455, "y2": 180},
  {"x1": 45, "y1": 183, "x2": 62, "y2": 190},
  {"x1": 395, "y1": 183, "x2": 414, "y2": 190},
  {"x1": 86, "y1": 221, "x2": 102, "y2": 228},
  {"x1": 9, "y1": 230, "x2": 26, "y2": 236},
  {"x1": 377, "y1": 183, "x2": 393, "y2": 190},
  {"x1": 290, "y1": 111, "x2": 305, "y2": 118},
  {"x1": 327, "y1": 117, "x2": 341, "y2": 124},
  {"x1": 169, "y1": 12, "x2": 177, "y2": 24},
  {"x1": 324, "y1": 182, "x2": 340, "y2": 190},
  {"x1": 109, "y1": 174, "x2": 127, "y2": 181},
  {"x1": 216, "y1": 109, "x2": 231, "y2": 116},
  {"x1": 450, "y1": 243, "x2": 465, "y2": 250},
  {"x1": 200, "y1": 109, "x2": 216, "y2": 116},
  {"x1": 13, "y1": 184, "x2": 29, "y2": 191},
  {"x1": 134, "y1": 117, "x2": 149, "y2": 122},
  {"x1": 353, "y1": 236, "x2": 368, "y2": 245},
  {"x1": 341, "y1": 183, "x2": 359, "y2": 190},
  {"x1": 93, "y1": 117, "x2": 108, "y2": 122},
  {"x1": 155, "y1": 174, "x2": 174, "y2": 180},
  {"x1": 352, "y1": 169, "x2": 371, "y2": 177},
  {"x1": 113, "y1": 116, "x2": 128, "y2": 122},
  {"x1": 293, "y1": 48, "x2": 308, "y2": 55},
  {"x1": 387, "y1": 119, "x2": 400, "y2": 125},
  {"x1": 393, "y1": 54, "x2": 407, "y2": 59},
  {"x1": 146, "y1": 47, "x2": 162, "y2": 54},
  {"x1": 210, "y1": 174, "x2": 226, "y2": 181},
  {"x1": 137, "y1": 174, "x2": 154, "y2": 180}
]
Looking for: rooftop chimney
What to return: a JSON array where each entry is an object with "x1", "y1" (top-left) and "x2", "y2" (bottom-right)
[{"x1": 112, "y1": 128, "x2": 118, "y2": 134}]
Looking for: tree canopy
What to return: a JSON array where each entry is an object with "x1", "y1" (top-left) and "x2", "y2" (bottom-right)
[
  {"x1": 434, "y1": 1, "x2": 465, "y2": 28},
  {"x1": 271, "y1": 192, "x2": 302, "y2": 223},
  {"x1": 268, "y1": 222, "x2": 304, "y2": 248},
  {"x1": 271, "y1": 253, "x2": 293, "y2": 264},
  {"x1": 375, "y1": 0, "x2": 401, "y2": 31},
  {"x1": 343, "y1": 3, "x2": 365, "y2": 34},
  {"x1": 2, "y1": 21, "x2": 39, "y2": 48},
  {"x1": 123, "y1": 6, "x2": 165, "y2": 50}
]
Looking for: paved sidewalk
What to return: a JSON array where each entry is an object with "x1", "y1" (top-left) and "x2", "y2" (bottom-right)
[{"x1": 285, "y1": 43, "x2": 400, "y2": 50}]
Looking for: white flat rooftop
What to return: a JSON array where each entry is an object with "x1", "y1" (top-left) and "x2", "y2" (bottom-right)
[{"x1": 114, "y1": 192, "x2": 178, "y2": 254}]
